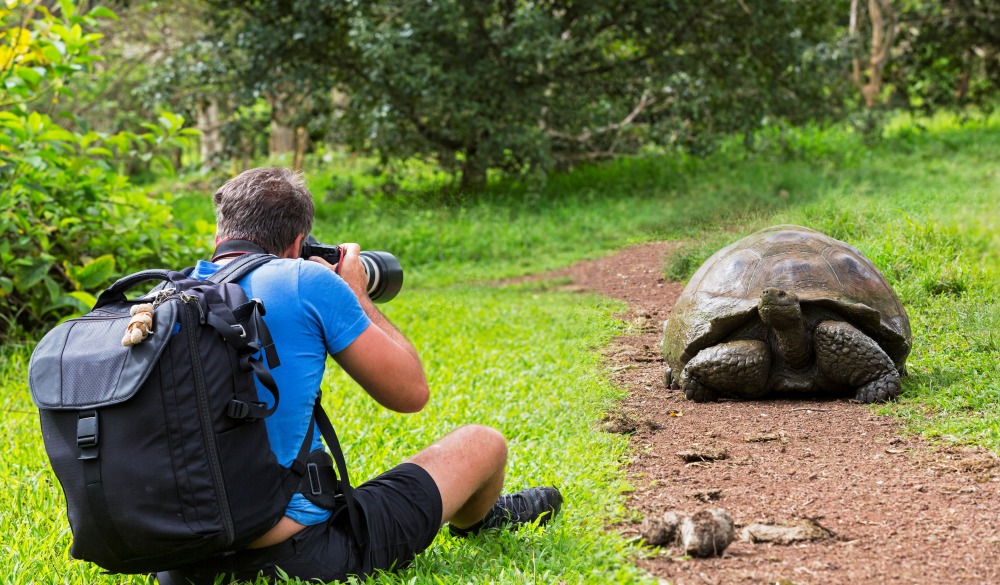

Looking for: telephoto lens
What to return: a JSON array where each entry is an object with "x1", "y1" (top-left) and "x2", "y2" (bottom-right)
[
  {"x1": 301, "y1": 235, "x2": 404, "y2": 303},
  {"x1": 358, "y1": 251, "x2": 403, "y2": 303}
]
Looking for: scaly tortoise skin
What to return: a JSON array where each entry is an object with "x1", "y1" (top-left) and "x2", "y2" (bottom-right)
[{"x1": 661, "y1": 225, "x2": 911, "y2": 403}]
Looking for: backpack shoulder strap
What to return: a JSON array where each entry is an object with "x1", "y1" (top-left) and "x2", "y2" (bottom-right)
[
  {"x1": 208, "y1": 253, "x2": 276, "y2": 284},
  {"x1": 279, "y1": 399, "x2": 369, "y2": 551},
  {"x1": 313, "y1": 401, "x2": 369, "y2": 549}
]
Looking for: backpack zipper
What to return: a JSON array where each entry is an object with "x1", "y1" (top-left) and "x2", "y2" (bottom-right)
[{"x1": 181, "y1": 299, "x2": 235, "y2": 544}]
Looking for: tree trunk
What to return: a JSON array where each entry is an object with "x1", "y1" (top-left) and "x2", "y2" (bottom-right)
[
  {"x1": 459, "y1": 150, "x2": 488, "y2": 194},
  {"x1": 292, "y1": 126, "x2": 308, "y2": 171},
  {"x1": 196, "y1": 98, "x2": 223, "y2": 168},
  {"x1": 851, "y1": 0, "x2": 896, "y2": 108},
  {"x1": 269, "y1": 121, "x2": 296, "y2": 157}
]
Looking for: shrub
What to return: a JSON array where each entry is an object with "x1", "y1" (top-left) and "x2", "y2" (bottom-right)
[{"x1": 0, "y1": 1, "x2": 194, "y2": 341}]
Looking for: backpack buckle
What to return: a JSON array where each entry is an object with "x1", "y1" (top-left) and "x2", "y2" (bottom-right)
[
  {"x1": 307, "y1": 462, "x2": 323, "y2": 496},
  {"x1": 77, "y1": 411, "x2": 98, "y2": 447},
  {"x1": 77, "y1": 411, "x2": 99, "y2": 460},
  {"x1": 228, "y1": 399, "x2": 268, "y2": 421},
  {"x1": 227, "y1": 400, "x2": 251, "y2": 419}
]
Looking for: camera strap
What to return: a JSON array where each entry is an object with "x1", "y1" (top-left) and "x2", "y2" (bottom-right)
[{"x1": 212, "y1": 239, "x2": 269, "y2": 262}]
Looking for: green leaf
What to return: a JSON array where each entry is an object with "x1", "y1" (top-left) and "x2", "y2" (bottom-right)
[
  {"x1": 68, "y1": 290, "x2": 97, "y2": 309},
  {"x1": 85, "y1": 146, "x2": 113, "y2": 157},
  {"x1": 12, "y1": 257, "x2": 52, "y2": 292},
  {"x1": 26, "y1": 111, "x2": 45, "y2": 134},
  {"x1": 86, "y1": 6, "x2": 120, "y2": 21},
  {"x1": 16, "y1": 67, "x2": 42, "y2": 88},
  {"x1": 38, "y1": 128, "x2": 78, "y2": 143},
  {"x1": 41, "y1": 44, "x2": 64, "y2": 62},
  {"x1": 44, "y1": 275, "x2": 61, "y2": 302},
  {"x1": 157, "y1": 112, "x2": 184, "y2": 131},
  {"x1": 58, "y1": 0, "x2": 77, "y2": 20},
  {"x1": 152, "y1": 154, "x2": 175, "y2": 175},
  {"x1": 70, "y1": 254, "x2": 115, "y2": 289}
]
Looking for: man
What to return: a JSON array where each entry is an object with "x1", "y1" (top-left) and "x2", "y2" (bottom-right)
[{"x1": 156, "y1": 167, "x2": 562, "y2": 584}]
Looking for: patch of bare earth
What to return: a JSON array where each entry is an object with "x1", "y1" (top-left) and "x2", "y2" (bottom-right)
[{"x1": 514, "y1": 243, "x2": 1000, "y2": 585}]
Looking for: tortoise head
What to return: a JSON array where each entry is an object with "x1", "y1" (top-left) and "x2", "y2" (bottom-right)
[{"x1": 758, "y1": 288, "x2": 802, "y2": 329}]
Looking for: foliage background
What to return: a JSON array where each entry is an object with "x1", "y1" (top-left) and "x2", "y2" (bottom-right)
[
  {"x1": 2, "y1": 0, "x2": 998, "y2": 334},
  {"x1": 0, "y1": 0, "x2": 997, "y2": 583},
  {"x1": 0, "y1": 1, "x2": 194, "y2": 340}
]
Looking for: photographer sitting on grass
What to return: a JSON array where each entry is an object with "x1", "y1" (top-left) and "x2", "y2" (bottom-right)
[{"x1": 155, "y1": 167, "x2": 561, "y2": 584}]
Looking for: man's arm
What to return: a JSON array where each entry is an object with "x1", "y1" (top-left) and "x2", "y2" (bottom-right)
[{"x1": 309, "y1": 245, "x2": 429, "y2": 413}]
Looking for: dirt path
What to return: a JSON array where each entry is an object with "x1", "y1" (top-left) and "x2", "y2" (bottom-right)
[{"x1": 523, "y1": 242, "x2": 1000, "y2": 585}]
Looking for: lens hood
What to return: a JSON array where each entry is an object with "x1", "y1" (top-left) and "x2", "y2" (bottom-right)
[{"x1": 360, "y1": 251, "x2": 403, "y2": 303}]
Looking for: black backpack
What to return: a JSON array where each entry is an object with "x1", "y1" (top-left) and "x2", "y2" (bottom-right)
[{"x1": 28, "y1": 254, "x2": 365, "y2": 574}]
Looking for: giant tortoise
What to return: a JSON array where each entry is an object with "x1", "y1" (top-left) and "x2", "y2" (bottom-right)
[{"x1": 662, "y1": 225, "x2": 911, "y2": 403}]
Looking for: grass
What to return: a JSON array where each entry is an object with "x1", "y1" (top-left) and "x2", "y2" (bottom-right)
[
  {"x1": 0, "y1": 288, "x2": 646, "y2": 585},
  {"x1": 1, "y1": 111, "x2": 998, "y2": 583}
]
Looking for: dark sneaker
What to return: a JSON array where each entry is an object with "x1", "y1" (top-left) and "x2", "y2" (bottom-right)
[{"x1": 449, "y1": 486, "x2": 563, "y2": 537}]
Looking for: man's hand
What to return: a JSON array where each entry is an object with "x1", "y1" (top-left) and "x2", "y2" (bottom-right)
[
  {"x1": 308, "y1": 242, "x2": 368, "y2": 300},
  {"x1": 308, "y1": 242, "x2": 429, "y2": 412}
]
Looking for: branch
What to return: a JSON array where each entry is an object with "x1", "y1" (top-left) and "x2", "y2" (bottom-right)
[
  {"x1": 553, "y1": 150, "x2": 618, "y2": 163},
  {"x1": 545, "y1": 91, "x2": 655, "y2": 144},
  {"x1": 850, "y1": 0, "x2": 863, "y2": 88},
  {"x1": 869, "y1": 0, "x2": 896, "y2": 70},
  {"x1": 338, "y1": 58, "x2": 466, "y2": 152},
  {"x1": 73, "y1": 47, "x2": 162, "y2": 116}
]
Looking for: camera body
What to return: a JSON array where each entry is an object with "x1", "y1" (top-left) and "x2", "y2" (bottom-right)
[{"x1": 300, "y1": 235, "x2": 403, "y2": 303}]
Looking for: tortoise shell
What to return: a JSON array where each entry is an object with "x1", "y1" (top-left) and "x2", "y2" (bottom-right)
[{"x1": 662, "y1": 225, "x2": 911, "y2": 370}]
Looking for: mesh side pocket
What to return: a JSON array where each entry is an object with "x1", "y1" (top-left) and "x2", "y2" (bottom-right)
[{"x1": 63, "y1": 319, "x2": 131, "y2": 405}]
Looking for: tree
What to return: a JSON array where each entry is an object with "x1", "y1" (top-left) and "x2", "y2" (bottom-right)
[
  {"x1": 73, "y1": 0, "x2": 231, "y2": 170},
  {"x1": 0, "y1": 1, "x2": 192, "y2": 339},
  {"x1": 851, "y1": 0, "x2": 897, "y2": 108},
  {"x1": 208, "y1": 0, "x2": 850, "y2": 192},
  {"x1": 887, "y1": 0, "x2": 1000, "y2": 112}
]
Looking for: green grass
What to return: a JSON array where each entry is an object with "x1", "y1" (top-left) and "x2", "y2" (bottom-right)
[
  {"x1": 326, "y1": 287, "x2": 645, "y2": 583},
  {"x1": 0, "y1": 288, "x2": 646, "y2": 585},
  {"x1": 2, "y1": 111, "x2": 998, "y2": 583}
]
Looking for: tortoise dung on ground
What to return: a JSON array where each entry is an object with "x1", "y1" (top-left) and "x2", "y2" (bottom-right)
[{"x1": 661, "y1": 225, "x2": 911, "y2": 403}]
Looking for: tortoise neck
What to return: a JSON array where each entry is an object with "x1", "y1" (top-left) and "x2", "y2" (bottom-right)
[{"x1": 772, "y1": 321, "x2": 811, "y2": 369}]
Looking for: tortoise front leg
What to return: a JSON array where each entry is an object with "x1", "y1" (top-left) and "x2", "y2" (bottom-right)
[
  {"x1": 814, "y1": 320, "x2": 900, "y2": 403},
  {"x1": 680, "y1": 340, "x2": 772, "y2": 402}
]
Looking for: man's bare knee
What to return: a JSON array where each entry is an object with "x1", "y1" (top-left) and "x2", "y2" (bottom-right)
[
  {"x1": 453, "y1": 424, "x2": 507, "y2": 462},
  {"x1": 407, "y1": 424, "x2": 506, "y2": 471}
]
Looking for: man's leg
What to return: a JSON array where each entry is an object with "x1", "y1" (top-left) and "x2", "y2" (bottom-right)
[
  {"x1": 405, "y1": 424, "x2": 507, "y2": 528},
  {"x1": 406, "y1": 424, "x2": 562, "y2": 535}
]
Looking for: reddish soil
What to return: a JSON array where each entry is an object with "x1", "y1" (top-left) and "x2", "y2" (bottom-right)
[{"x1": 518, "y1": 243, "x2": 1000, "y2": 585}]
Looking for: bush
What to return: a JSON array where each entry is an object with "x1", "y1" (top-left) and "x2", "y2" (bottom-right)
[{"x1": 0, "y1": 2, "x2": 194, "y2": 341}]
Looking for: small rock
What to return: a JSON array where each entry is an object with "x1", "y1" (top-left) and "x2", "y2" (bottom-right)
[
  {"x1": 640, "y1": 511, "x2": 684, "y2": 547},
  {"x1": 640, "y1": 509, "x2": 736, "y2": 557},
  {"x1": 688, "y1": 488, "x2": 723, "y2": 502},
  {"x1": 680, "y1": 509, "x2": 735, "y2": 557},
  {"x1": 745, "y1": 432, "x2": 782, "y2": 443},
  {"x1": 599, "y1": 410, "x2": 637, "y2": 434},
  {"x1": 740, "y1": 518, "x2": 835, "y2": 544},
  {"x1": 676, "y1": 444, "x2": 729, "y2": 462}
]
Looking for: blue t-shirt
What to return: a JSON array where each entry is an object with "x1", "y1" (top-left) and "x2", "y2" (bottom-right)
[{"x1": 192, "y1": 257, "x2": 371, "y2": 525}]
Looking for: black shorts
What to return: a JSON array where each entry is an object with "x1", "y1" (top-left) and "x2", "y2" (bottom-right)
[{"x1": 156, "y1": 462, "x2": 443, "y2": 584}]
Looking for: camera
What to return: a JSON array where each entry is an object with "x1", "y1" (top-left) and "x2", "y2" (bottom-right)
[{"x1": 300, "y1": 235, "x2": 403, "y2": 303}]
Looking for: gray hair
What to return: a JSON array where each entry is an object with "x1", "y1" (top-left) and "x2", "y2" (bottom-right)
[{"x1": 213, "y1": 167, "x2": 315, "y2": 255}]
